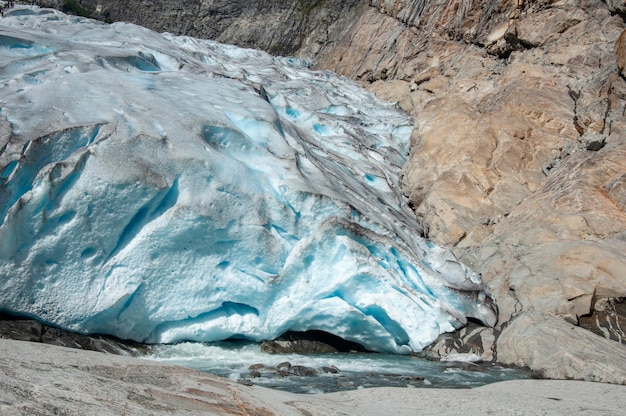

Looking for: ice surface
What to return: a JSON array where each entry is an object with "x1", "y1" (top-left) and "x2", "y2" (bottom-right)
[{"x1": 0, "y1": 7, "x2": 496, "y2": 353}]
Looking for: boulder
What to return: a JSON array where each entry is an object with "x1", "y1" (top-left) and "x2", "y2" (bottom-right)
[
  {"x1": 498, "y1": 314, "x2": 626, "y2": 384},
  {"x1": 419, "y1": 322, "x2": 496, "y2": 363}
]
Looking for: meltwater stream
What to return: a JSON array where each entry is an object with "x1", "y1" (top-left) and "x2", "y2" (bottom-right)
[{"x1": 146, "y1": 342, "x2": 531, "y2": 394}]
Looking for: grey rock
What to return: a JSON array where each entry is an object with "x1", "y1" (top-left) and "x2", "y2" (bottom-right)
[
  {"x1": 497, "y1": 314, "x2": 626, "y2": 384},
  {"x1": 0, "y1": 315, "x2": 146, "y2": 356},
  {"x1": 322, "y1": 365, "x2": 340, "y2": 374},
  {"x1": 418, "y1": 322, "x2": 496, "y2": 362},
  {"x1": 261, "y1": 339, "x2": 339, "y2": 354},
  {"x1": 580, "y1": 132, "x2": 607, "y2": 151},
  {"x1": 260, "y1": 330, "x2": 366, "y2": 354},
  {"x1": 290, "y1": 365, "x2": 319, "y2": 376},
  {"x1": 62, "y1": 0, "x2": 364, "y2": 57}
]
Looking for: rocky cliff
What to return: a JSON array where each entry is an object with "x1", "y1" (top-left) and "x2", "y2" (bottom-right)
[
  {"x1": 49, "y1": 0, "x2": 626, "y2": 383},
  {"x1": 45, "y1": 0, "x2": 364, "y2": 56}
]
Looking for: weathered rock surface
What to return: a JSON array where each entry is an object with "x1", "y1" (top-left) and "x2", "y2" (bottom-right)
[
  {"x1": 53, "y1": 0, "x2": 365, "y2": 56},
  {"x1": 497, "y1": 313, "x2": 626, "y2": 383},
  {"x1": 43, "y1": 0, "x2": 626, "y2": 384}
]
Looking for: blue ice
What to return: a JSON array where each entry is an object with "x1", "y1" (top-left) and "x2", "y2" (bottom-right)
[{"x1": 0, "y1": 8, "x2": 496, "y2": 353}]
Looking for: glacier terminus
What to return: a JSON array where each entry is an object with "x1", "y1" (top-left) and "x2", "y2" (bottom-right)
[{"x1": 0, "y1": 8, "x2": 496, "y2": 353}]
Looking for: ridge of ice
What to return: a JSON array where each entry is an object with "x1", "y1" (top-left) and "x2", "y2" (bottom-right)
[{"x1": 0, "y1": 8, "x2": 496, "y2": 353}]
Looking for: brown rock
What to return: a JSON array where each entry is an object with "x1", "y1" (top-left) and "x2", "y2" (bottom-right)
[{"x1": 510, "y1": 8, "x2": 586, "y2": 49}]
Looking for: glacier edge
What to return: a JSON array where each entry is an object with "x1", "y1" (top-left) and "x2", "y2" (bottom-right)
[{"x1": 0, "y1": 8, "x2": 496, "y2": 353}]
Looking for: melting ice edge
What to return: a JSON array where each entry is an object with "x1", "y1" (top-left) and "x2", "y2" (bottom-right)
[{"x1": 0, "y1": 7, "x2": 496, "y2": 353}]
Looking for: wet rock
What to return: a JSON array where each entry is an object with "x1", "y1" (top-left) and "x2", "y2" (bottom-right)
[
  {"x1": 0, "y1": 317, "x2": 43, "y2": 342},
  {"x1": 245, "y1": 361, "x2": 337, "y2": 379},
  {"x1": 260, "y1": 330, "x2": 367, "y2": 354},
  {"x1": 276, "y1": 361, "x2": 291, "y2": 369},
  {"x1": 247, "y1": 364, "x2": 278, "y2": 379},
  {"x1": 444, "y1": 362, "x2": 488, "y2": 373},
  {"x1": 0, "y1": 314, "x2": 145, "y2": 356},
  {"x1": 290, "y1": 365, "x2": 319, "y2": 376},
  {"x1": 322, "y1": 365, "x2": 340, "y2": 374}
]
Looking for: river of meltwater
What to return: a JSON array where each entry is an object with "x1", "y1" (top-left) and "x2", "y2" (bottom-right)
[{"x1": 146, "y1": 341, "x2": 532, "y2": 394}]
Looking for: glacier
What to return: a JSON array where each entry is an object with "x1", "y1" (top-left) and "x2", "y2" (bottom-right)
[{"x1": 0, "y1": 7, "x2": 496, "y2": 353}]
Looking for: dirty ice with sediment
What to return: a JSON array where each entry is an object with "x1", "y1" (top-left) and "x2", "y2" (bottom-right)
[{"x1": 0, "y1": 7, "x2": 497, "y2": 353}]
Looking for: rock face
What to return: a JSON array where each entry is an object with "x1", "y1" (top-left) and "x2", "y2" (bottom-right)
[
  {"x1": 53, "y1": 0, "x2": 365, "y2": 56},
  {"x1": 327, "y1": 1, "x2": 626, "y2": 383},
  {"x1": 259, "y1": 330, "x2": 368, "y2": 354},
  {"x1": 48, "y1": 0, "x2": 626, "y2": 383},
  {"x1": 287, "y1": 0, "x2": 626, "y2": 383}
]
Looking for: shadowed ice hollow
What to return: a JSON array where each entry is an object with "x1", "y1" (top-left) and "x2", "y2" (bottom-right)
[{"x1": 0, "y1": 7, "x2": 496, "y2": 353}]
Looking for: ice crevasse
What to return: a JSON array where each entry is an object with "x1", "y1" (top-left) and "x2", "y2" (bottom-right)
[{"x1": 0, "y1": 8, "x2": 497, "y2": 353}]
